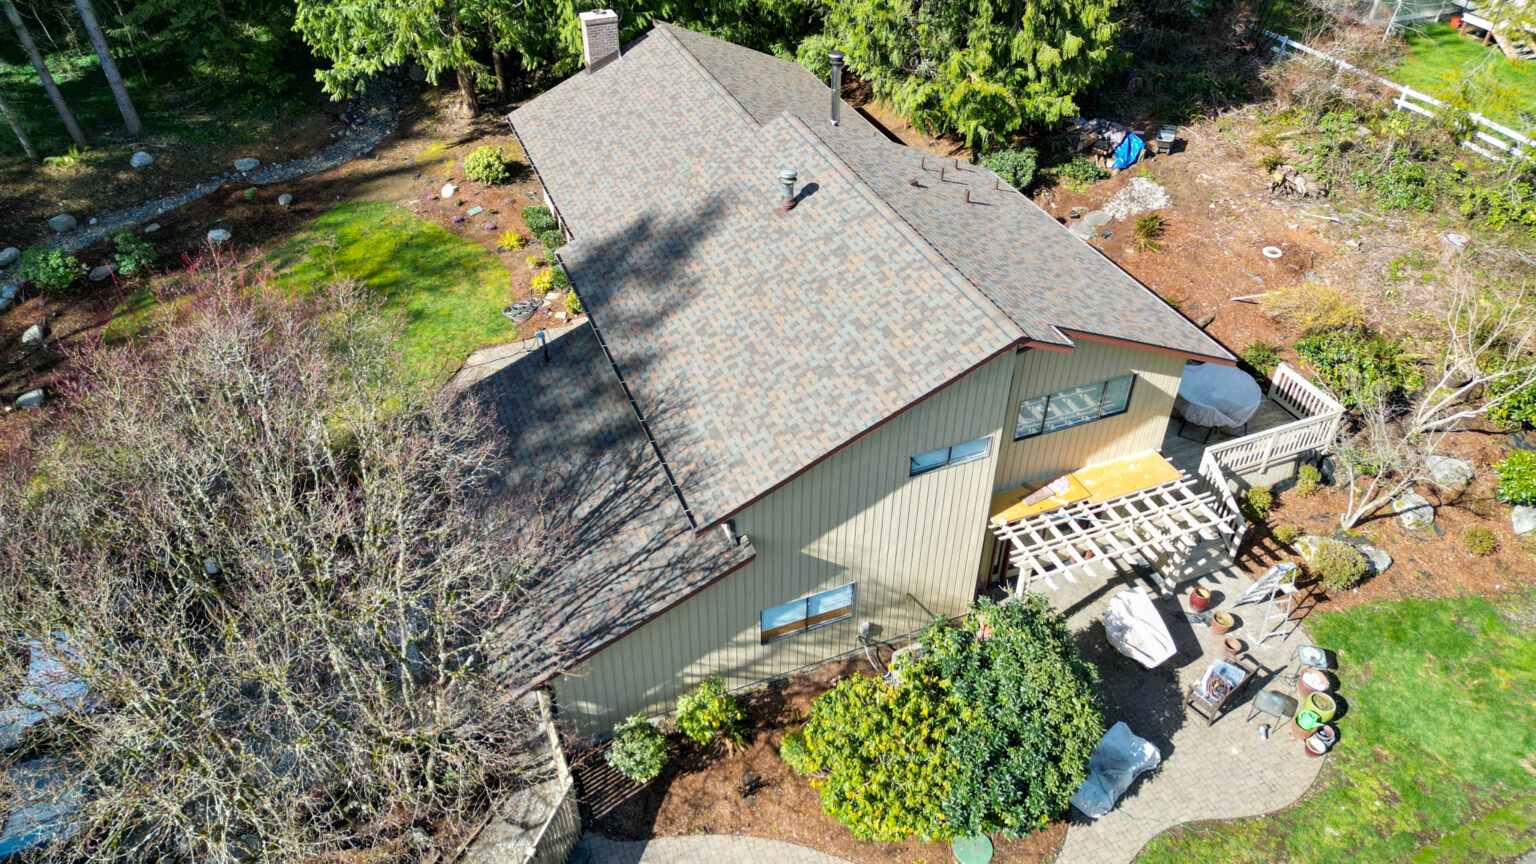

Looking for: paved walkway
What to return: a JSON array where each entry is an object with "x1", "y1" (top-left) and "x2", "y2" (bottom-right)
[
  {"x1": 1050, "y1": 562, "x2": 1325, "y2": 864},
  {"x1": 574, "y1": 834, "x2": 852, "y2": 864}
]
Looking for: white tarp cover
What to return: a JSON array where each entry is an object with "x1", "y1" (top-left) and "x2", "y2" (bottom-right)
[
  {"x1": 1, "y1": 638, "x2": 91, "y2": 750},
  {"x1": 1176, "y1": 361, "x2": 1263, "y2": 428},
  {"x1": 1069, "y1": 722, "x2": 1161, "y2": 819},
  {"x1": 1103, "y1": 589, "x2": 1176, "y2": 669}
]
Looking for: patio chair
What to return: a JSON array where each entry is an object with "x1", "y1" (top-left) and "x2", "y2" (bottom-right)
[
  {"x1": 1245, "y1": 689, "x2": 1298, "y2": 726},
  {"x1": 1185, "y1": 655, "x2": 1259, "y2": 727}
]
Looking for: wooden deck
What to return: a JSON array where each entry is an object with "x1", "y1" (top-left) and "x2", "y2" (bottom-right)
[{"x1": 1160, "y1": 397, "x2": 1301, "y2": 477}]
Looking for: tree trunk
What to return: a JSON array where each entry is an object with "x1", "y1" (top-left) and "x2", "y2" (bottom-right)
[
  {"x1": 1, "y1": 0, "x2": 87, "y2": 147},
  {"x1": 0, "y1": 86, "x2": 37, "y2": 160},
  {"x1": 457, "y1": 67, "x2": 479, "y2": 117},
  {"x1": 209, "y1": 0, "x2": 249, "y2": 79},
  {"x1": 73, "y1": 0, "x2": 140, "y2": 136},
  {"x1": 492, "y1": 49, "x2": 508, "y2": 102}
]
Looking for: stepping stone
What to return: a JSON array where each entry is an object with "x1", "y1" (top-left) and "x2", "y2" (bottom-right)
[
  {"x1": 16, "y1": 389, "x2": 43, "y2": 410},
  {"x1": 130, "y1": 151, "x2": 154, "y2": 168},
  {"x1": 1070, "y1": 221, "x2": 1096, "y2": 239},
  {"x1": 1084, "y1": 210, "x2": 1112, "y2": 227},
  {"x1": 48, "y1": 214, "x2": 78, "y2": 233},
  {"x1": 0, "y1": 247, "x2": 17, "y2": 267},
  {"x1": 88, "y1": 264, "x2": 113, "y2": 282}
]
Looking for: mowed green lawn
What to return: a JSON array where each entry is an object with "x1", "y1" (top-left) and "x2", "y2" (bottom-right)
[
  {"x1": 266, "y1": 201, "x2": 515, "y2": 385},
  {"x1": 1139, "y1": 593, "x2": 1536, "y2": 864},
  {"x1": 1393, "y1": 23, "x2": 1536, "y2": 131}
]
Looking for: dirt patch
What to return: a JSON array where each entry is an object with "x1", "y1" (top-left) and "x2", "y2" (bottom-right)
[{"x1": 576, "y1": 657, "x2": 1065, "y2": 864}]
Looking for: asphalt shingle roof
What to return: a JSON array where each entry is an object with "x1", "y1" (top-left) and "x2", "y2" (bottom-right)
[{"x1": 510, "y1": 22, "x2": 1231, "y2": 531}]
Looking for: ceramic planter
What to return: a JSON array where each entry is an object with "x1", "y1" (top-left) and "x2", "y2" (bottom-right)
[
  {"x1": 1298, "y1": 667, "x2": 1331, "y2": 697},
  {"x1": 1305, "y1": 737, "x2": 1328, "y2": 757},
  {"x1": 1211, "y1": 611, "x2": 1236, "y2": 635},
  {"x1": 1189, "y1": 586, "x2": 1212, "y2": 612},
  {"x1": 1303, "y1": 691, "x2": 1338, "y2": 723}
]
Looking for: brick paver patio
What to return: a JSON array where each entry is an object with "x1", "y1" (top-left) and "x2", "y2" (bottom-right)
[
  {"x1": 573, "y1": 834, "x2": 852, "y2": 864},
  {"x1": 1050, "y1": 562, "x2": 1326, "y2": 864}
]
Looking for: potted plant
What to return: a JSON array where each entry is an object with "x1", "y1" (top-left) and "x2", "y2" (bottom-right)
[
  {"x1": 1291, "y1": 710, "x2": 1322, "y2": 740},
  {"x1": 1189, "y1": 586, "x2": 1212, "y2": 612},
  {"x1": 1211, "y1": 611, "x2": 1236, "y2": 635},
  {"x1": 1298, "y1": 667, "x2": 1331, "y2": 697},
  {"x1": 1302, "y1": 691, "x2": 1337, "y2": 723},
  {"x1": 1222, "y1": 636, "x2": 1244, "y2": 660}
]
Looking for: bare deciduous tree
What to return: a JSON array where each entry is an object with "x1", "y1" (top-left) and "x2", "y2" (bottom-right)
[{"x1": 0, "y1": 262, "x2": 571, "y2": 863}]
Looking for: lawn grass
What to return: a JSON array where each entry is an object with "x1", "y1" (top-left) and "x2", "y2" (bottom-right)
[
  {"x1": 265, "y1": 201, "x2": 516, "y2": 385},
  {"x1": 1393, "y1": 23, "x2": 1536, "y2": 131},
  {"x1": 1138, "y1": 593, "x2": 1536, "y2": 864}
]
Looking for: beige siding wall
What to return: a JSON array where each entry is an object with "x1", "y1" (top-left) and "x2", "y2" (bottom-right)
[
  {"x1": 553, "y1": 352, "x2": 1016, "y2": 735},
  {"x1": 993, "y1": 341, "x2": 1185, "y2": 493}
]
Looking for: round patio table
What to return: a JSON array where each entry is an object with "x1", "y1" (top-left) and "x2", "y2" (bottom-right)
[{"x1": 1176, "y1": 361, "x2": 1263, "y2": 430}]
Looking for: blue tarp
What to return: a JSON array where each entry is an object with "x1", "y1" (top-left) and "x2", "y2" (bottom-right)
[{"x1": 1113, "y1": 133, "x2": 1147, "y2": 170}]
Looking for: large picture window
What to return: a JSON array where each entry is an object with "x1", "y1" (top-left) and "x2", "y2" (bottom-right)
[
  {"x1": 760, "y1": 584, "x2": 855, "y2": 643},
  {"x1": 909, "y1": 436, "x2": 992, "y2": 476},
  {"x1": 1014, "y1": 373, "x2": 1136, "y2": 440}
]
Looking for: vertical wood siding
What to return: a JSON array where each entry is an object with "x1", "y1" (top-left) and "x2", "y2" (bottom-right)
[{"x1": 553, "y1": 352, "x2": 1015, "y2": 735}]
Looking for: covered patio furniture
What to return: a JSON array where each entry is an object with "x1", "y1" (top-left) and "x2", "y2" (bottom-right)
[
  {"x1": 1246, "y1": 689, "x2": 1298, "y2": 725},
  {"x1": 1185, "y1": 655, "x2": 1259, "y2": 727},
  {"x1": 1069, "y1": 721, "x2": 1162, "y2": 819},
  {"x1": 1175, "y1": 361, "x2": 1264, "y2": 440},
  {"x1": 1103, "y1": 588, "x2": 1177, "y2": 669}
]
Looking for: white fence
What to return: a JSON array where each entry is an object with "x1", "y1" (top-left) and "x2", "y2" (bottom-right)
[
  {"x1": 1263, "y1": 28, "x2": 1535, "y2": 162},
  {"x1": 1204, "y1": 363, "x2": 1345, "y2": 476}
]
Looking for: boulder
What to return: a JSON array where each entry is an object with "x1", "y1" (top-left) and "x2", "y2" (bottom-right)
[
  {"x1": 22, "y1": 323, "x2": 43, "y2": 345},
  {"x1": 15, "y1": 389, "x2": 43, "y2": 410},
  {"x1": 130, "y1": 151, "x2": 154, "y2": 168},
  {"x1": 278, "y1": 193, "x2": 293, "y2": 207},
  {"x1": 441, "y1": 182, "x2": 458, "y2": 199},
  {"x1": 48, "y1": 214, "x2": 78, "y2": 233},
  {"x1": 1359, "y1": 545, "x2": 1392, "y2": 576},
  {"x1": 143, "y1": 223, "x2": 161, "y2": 234},
  {"x1": 1393, "y1": 491, "x2": 1435, "y2": 530},
  {"x1": 233, "y1": 157, "x2": 260, "y2": 172},
  {"x1": 1514, "y1": 506, "x2": 1536, "y2": 537},
  {"x1": 0, "y1": 247, "x2": 18, "y2": 267},
  {"x1": 88, "y1": 264, "x2": 113, "y2": 282},
  {"x1": 1, "y1": 284, "x2": 17, "y2": 300},
  {"x1": 207, "y1": 228, "x2": 232, "y2": 244},
  {"x1": 1426, "y1": 455, "x2": 1474, "y2": 489}
]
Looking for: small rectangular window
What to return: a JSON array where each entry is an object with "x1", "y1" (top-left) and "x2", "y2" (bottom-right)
[
  {"x1": 1015, "y1": 395, "x2": 1047, "y2": 439},
  {"x1": 1100, "y1": 373, "x2": 1135, "y2": 417},
  {"x1": 949, "y1": 438, "x2": 990, "y2": 466},
  {"x1": 1014, "y1": 374, "x2": 1139, "y2": 440},
  {"x1": 1043, "y1": 381, "x2": 1104, "y2": 433},
  {"x1": 910, "y1": 447, "x2": 951, "y2": 476},
  {"x1": 909, "y1": 436, "x2": 991, "y2": 476},
  {"x1": 760, "y1": 584, "x2": 855, "y2": 643}
]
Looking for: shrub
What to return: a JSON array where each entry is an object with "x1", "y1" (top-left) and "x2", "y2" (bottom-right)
[
  {"x1": 112, "y1": 231, "x2": 158, "y2": 277},
  {"x1": 1241, "y1": 485, "x2": 1274, "y2": 524},
  {"x1": 779, "y1": 730, "x2": 817, "y2": 776},
  {"x1": 529, "y1": 269, "x2": 554, "y2": 295},
  {"x1": 675, "y1": 676, "x2": 745, "y2": 746},
  {"x1": 548, "y1": 264, "x2": 569, "y2": 292},
  {"x1": 565, "y1": 290, "x2": 583, "y2": 317},
  {"x1": 1464, "y1": 527, "x2": 1498, "y2": 558},
  {"x1": 1258, "y1": 152, "x2": 1285, "y2": 173},
  {"x1": 606, "y1": 715, "x2": 669, "y2": 783},
  {"x1": 980, "y1": 147, "x2": 1039, "y2": 190},
  {"x1": 1304, "y1": 537, "x2": 1370, "y2": 591},
  {"x1": 524, "y1": 255, "x2": 544, "y2": 269},
  {"x1": 1273, "y1": 523, "x2": 1305, "y2": 545},
  {"x1": 1351, "y1": 158, "x2": 1439, "y2": 211},
  {"x1": 1294, "y1": 329, "x2": 1423, "y2": 406},
  {"x1": 521, "y1": 205, "x2": 558, "y2": 234},
  {"x1": 1239, "y1": 341, "x2": 1282, "y2": 383},
  {"x1": 538, "y1": 229, "x2": 565, "y2": 251},
  {"x1": 1052, "y1": 156, "x2": 1110, "y2": 187},
  {"x1": 1132, "y1": 212, "x2": 1165, "y2": 252},
  {"x1": 497, "y1": 230, "x2": 526, "y2": 251},
  {"x1": 463, "y1": 146, "x2": 512, "y2": 185},
  {"x1": 1259, "y1": 282, "x2": 1366, "y2": 335},
  {"x1": 1496, "y1": 451, "x2": 1536, "y2": 506},
  {"x1": 15, "y1": 246, "x2": 84, "y2": 295},
  {"x1": 1459, "y1": 180, "x2": 1536, "y2": 237},
  {"x1": 1295, "y1": 464, "x2": 1323, "y2": 498}
]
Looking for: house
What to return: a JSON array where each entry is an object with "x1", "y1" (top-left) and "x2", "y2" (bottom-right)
[{"x1": 482, "y1": 12, "x2": 1256, "y2": 735}]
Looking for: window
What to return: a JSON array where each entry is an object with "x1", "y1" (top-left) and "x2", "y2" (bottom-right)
[
  {"x1": 1014, "y1": 373, "x2": 1137, "y2": 440},
  {"x1": 760, "y1": 584, "x2": 855, "y2": 643},
  {"x1": 909, "y1": 436, "x2": 992, "y2": 476}
]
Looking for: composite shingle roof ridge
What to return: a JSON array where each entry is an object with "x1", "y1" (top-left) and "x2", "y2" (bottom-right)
[{"x1": 648, "y1": 21, "x2": 759, "y2": 129}]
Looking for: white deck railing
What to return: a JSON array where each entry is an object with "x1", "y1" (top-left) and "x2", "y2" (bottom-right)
[{"x1": 1204, "y1": 363, "x2": 1346, "y2": 477}]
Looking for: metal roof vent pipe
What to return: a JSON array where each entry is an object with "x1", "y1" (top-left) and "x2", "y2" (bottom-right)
[
  {"x1": 828, "y1": 51, "x2": 845, "y2": 126},
  {"x1": 775, "y1": 168, "x2": 798, "y2": 215}
]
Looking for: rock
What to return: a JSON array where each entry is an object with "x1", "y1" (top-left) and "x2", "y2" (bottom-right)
[
  {"x1": 0, "y1": 297, "x2": 9, "y2": 312},
  {"x1": 1295, "y1": 535, "x2": 1326, "y2": 562},
  {"x1": 408, "y1": 64, "x2": 427, "y2": 82},
  {"x1": 207, "y1": 228, "x2": 232, "y2": 244},
  {"x1": 1441, "y1": 232, "x2": 1470, "y2": 253},
  {"x1": 1513, "y1": 506, "x2": 1536, "y2": 537},
  {"x1": 1, "y1": 284, "x2": 17, "y2": 300},
  {"x1": 1070, "y1": 221, "x2": 1096, "y2": 239},
  {"x1": 1426, "y1": 455, "x2": 1474, "y2": 489},
  {"x1": 278, "y1": 193, "x2": 293, "y2": 207},
  {"x1": 1393, "y1": 491, "x2": 1435, "y2": 530},
  {"x1": 441, "y1": 182, "x2": 458, "y2": 199},
  {"x1": 1359, "y1": 545, "x2": 1392, "y2": 576},
  {"x1": 130, "y1": 150, "x2": 154, "y2": 168},
  {"x1": 88, "y1": 264, "x2": 113, "y2": 282},
  {"x1": 233, "y1": 157, "x2": 260, "y2": 172},
  {"x1": 144, "y1": 223, "x2": 161, "y2": 234},
  {"x1": 1196, "y1": 313, "x2": 1216, "y2": 328},
  {"x1": 48, "y1": 214, "x2": 78, "y2": 233},
  {"x1": 0, "y1": 247, "x2": 17, "y2": 267},
  {"x1": 88, "y1": 217, "x2": 97, "y2": 226},
  {"x1": 1084, "y1": 210, "x2": 1112, "y2": 227},
  {"x1": 22, "y1": 323, "x2": 44, "y2": 345},
  {"x1": 15, "y1": 389, "x2": 43, "y2": 410}
]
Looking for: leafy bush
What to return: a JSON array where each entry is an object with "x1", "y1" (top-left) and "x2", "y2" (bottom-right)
[
  {"x1": 1304, "y1": 537, "x2": 1370, "y2": 591},
  {"x1": 1495, "y1": 450, "x2": 1536, "y2": 506},
  {"x1": 606, "y1": 715, "x2": 669, "y2": 783},
  {"x1": 1273, "y1": 523, "x2": 1304, "y2": 545},
  {"x1": 539, "y1": 229, "x2": 565, "y2": 251},
  {"x1": 980, "y1": 147, "x2": 1039, "y2": 190},
  {"x1": 1459, "y1": 181, "x2": 1536, "y2": 237},
  {"x1": 675, "y1": 676, "x2": 746, "y2": 746},
  {"x1": 548, "y1": 264, "x2": 569, "y2": 292},
  {"x1": 778, "y1": 730, "x2": 817, "y2": 776},
  {"x1": 1464, "y1": 527, "x2": 1497, "y2": 558},
  {"x1": 1295, "y1": 329, "x2": 1423, "y2": 406},
  {"x1": 530, "y1": 268, "x2": 555, "y2": 295},
  {"x1": 112, "y1": 231, "x2": 158, "y2": 277},
  {"x1": 1351, "y1": 158, "x2": 1439, "y2": 211},
  {"x1": 498, "y1": 230, "x2": 526, "y2": 251},
  {"x1": 1260, "y1": 283, "x2": 1366, "y2": 335},
  {"x1": 1295, "y1": 463, "x2": 1323, "y2": 498},
  {"x1": 1133, "y1": 213, "x2": 1165, "y2": 252},
  {"x1": 1052, "y1": 156, "x2": 1111, "y2": 187},
  {"x1": 521, "y1": 205, "x2": 558, "y2": 234},
  {"x1": 1239, "y1": 341, "x2": 1282, "y2": 383},
  {"x1": 463, "y1": 146, "x2": 513, "y2": 185},
  {"x1": 1241, "y1": 485, "x2": 1274, "y2": 524},
  {"x1": 565, "y1": 290, "x2": 583, "y2": 317},
  {"x1": 1258, "y1": 152, "x2": 1285, "y2": 173},
  {"x1": 15, "y1": 246, "x2": 83, "y2": 295}
]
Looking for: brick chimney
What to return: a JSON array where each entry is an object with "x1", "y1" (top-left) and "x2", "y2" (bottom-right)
[{"x1": 580, "y1": 9, "x2": 621, "y2": 71}]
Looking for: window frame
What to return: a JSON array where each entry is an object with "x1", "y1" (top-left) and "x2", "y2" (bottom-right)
[
  {"x1": 759, "y1": 583, "x2": 856, "y2": 644},
  {"x1": 908, "y1": 435, "x2": 993, "y2": 476},
  {"x1": 1013, "y1": 373, "x2": 1138, "y2": 441}
]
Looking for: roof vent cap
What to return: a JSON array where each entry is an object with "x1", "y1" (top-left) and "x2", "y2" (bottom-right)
[
  {"x1": 828, "y1": 51, "x2": 845, "y2": 126},
  {"x1": 775, "y1": 168, "x2": 799, "y2": 215}
]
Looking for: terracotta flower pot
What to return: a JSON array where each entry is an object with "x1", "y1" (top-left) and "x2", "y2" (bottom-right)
[
  {"x1": 1223, "y1": 637, "x2": 1245, "y2": 659},
  {"x1": 1211, "y1": 611, "x2": 1236, "y2": 635},
  {"x1": 1298, "y1": 668, "x2": 1331, "y2": 697},
  {"x1": 1189, "y1": 586, "x2": 1212, "y2": 612},
  {"x1": 1305, "y1": 737, "x2": 1328, "y2": 757},
  {"x1": 1292, "y1": 710, "x2": 1322, "y2": 740}
]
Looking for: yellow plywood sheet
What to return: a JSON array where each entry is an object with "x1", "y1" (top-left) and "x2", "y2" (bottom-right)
[
  {"x1": 990, "y1": 450, "x2": 1181, "y2": 527},
  {"x1": 989, "y1": 474, "x2": 1091, "y2": 526}
]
